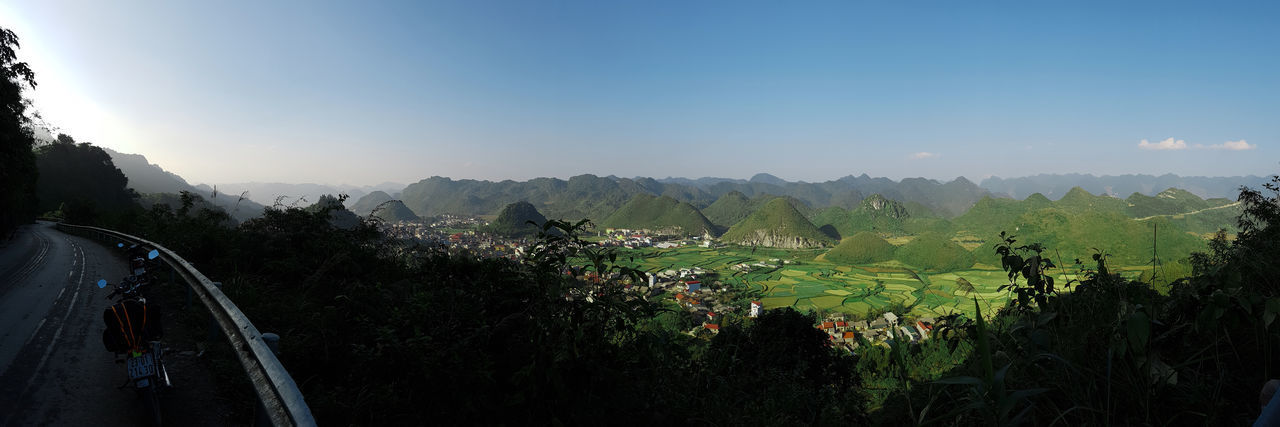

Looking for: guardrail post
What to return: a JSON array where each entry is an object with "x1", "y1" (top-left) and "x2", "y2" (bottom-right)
[
  {"x1": 254, "y1": 333, "x2": 282, "y2": 427},
  {"x1": 208, "y1": 282, "x2": 223, "y2": 342}
]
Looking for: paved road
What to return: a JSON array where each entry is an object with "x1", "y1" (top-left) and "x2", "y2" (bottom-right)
[{"x1": 0, "y1": 222, "x2": 232, "y2": 426}]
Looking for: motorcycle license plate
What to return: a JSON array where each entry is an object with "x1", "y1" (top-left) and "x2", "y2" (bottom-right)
[{"x1": 127, "y1": 353, "x2": 156, "y2": 379}]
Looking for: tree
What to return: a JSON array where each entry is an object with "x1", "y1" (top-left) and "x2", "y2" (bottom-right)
[
  {"x1": 35, "y1": 134, "x2": 137, "y2": 224},
  {"x1": 0, "y1": 26, "x2": 39, "y2": 235}
]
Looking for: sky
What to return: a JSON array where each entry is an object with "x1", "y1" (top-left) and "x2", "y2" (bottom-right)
[{"x1": 2, "y1": 1, "x2": 1278, "y2": 186}]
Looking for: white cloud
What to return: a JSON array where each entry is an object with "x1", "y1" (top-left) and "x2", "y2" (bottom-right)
[
  {"x1": 1138, "y1": 138, "x2": 1187, "y2": 150},
  {"x1": 909, "y1": 152, "x2": 939, "y2": 159},
  {"x1": 1207, "y1": 139, "x2": 1256, "y2": 150}
]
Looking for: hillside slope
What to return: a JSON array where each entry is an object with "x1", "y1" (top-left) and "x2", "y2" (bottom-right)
[
  {"x1": 373, "y1": 200, "x2": 421, "y2": 222},
  {"x1": 351, "y1": 191, "x2": 396, "y2": 216},
  {"x1": 721, "y1": 198, "x2": 834, "y2": 248},
  {"x1": 102, "y1": 147, "x2": 264, "y2": 221},
  {"x1": 480, "y1": 201, "x2": 549, "y2": 237},
  {"x1": 824, "y1": 232, "x2": 898, "y2": 264},
  {"x1": 601, "y1": 194, "x2": 717, "y2": 236}
]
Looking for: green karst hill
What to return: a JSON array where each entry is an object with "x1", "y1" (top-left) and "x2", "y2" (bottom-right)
[
  {"x1": 373, "y1": 200, "x2": 421, "y2": 223},
  {"x1": 480, "y1": 201, "x2": 548, "y2": 237},
  {"x1": 812, "y1": 193, "x2": 915, "y2": 238},
  {"x1": 703, "y1": 192, "x2": 815, "y2": 231},
  {"x1": 1055, "y1": 186, "x2": 1128, "y2": 213},
  {"x1": 824, "y1": 231, "x2": 897, "y2": 264},
  {"x1": 1125, "y1": 189, "x2": 1242, "y2": 234},
  {"x1": 1126, "y1": 188, "x2": 1216, "y2": 217},
  {"x1": 895, "y1": 232, "x2": 976, "y2": 272},
  {"x1": 999, "y1": 210, "x2": 1205, "y2": 266},
  {"x1": 953, "y1": 192, "x2": 1053, "y2": 240},
  {"x1": 601, "y1": 194, "x2": 718, "y2": 236},
  {"x1": 721, "y1": 198, "x2": 834, "y2": 248},
  {"x1": 351, "y1": 191, "x2": 395, "y2": 216},
  {"x1": 702, "y1": 191, "x2": 753, "y2": 229}
]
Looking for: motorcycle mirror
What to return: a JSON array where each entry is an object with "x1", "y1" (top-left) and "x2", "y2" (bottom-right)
[
  {"x1": 117, "y1": 243, "x2": 124, "y2": 248},
  {"x1": 148, "y1": 249, "x2": 159, "y2": 260},
  {"x1": 97, "y1": 279, "x2": 108, "y2": 289}
]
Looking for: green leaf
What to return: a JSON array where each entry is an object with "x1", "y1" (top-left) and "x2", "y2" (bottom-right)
[
  {"x1": 1127, "y1": 311, "x2": 1150, "y2": 352},
  {"x1": 1265, "y1": 298, "x2": 1280, "y2": 329},
  {"x1": 933, "y1": 376, "x2": 984, "y2": 386}
]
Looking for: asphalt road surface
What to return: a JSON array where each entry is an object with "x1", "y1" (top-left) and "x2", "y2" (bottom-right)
[{"x1": 0, "y1": 222, "x2": 232, "y2": 426}]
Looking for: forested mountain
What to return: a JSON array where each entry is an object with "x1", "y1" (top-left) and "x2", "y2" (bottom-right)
[
  {"x1": 35, "y1": 139, "x2": 137, "y2": 220},
  {"x1": 103, "y1": 147, "x2": 264, "y2": 221},
  {"x1": 720, "y1": 198, "x2": 834, "y2": 248},
  {"x1": 600, "y1": 194, "x2": 717, "y2": 236},
  {"x1": 981, "y1": 173, "x2": 1268, "y2": 200}
]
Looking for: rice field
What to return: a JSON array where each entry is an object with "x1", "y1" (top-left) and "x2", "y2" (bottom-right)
[{"x1": 616, "y1": 244, "x2": 1111, "y2": 319}]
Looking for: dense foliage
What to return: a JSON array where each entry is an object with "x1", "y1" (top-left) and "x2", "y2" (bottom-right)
[
  {"x1": 0, "y1": 26, "x2": 39, "y2": 235},
  {"x1": 35, "y1": 135, "x2": 139, "y2": 224},
  {"x1": 864, "y1": 177, "x2": 1280, "y2": 425}
]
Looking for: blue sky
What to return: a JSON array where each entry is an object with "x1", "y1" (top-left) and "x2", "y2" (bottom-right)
[{"x1": 2, "y1": 1, "x2": 1277, "y2": 185}]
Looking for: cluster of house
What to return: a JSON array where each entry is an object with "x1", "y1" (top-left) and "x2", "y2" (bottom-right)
[
  {"x1": 817, "y1": 312, "x2": 939, "y2": 352},
  {"x1": 596, "y1": 228, "x2": 721, "y2": 250},
  {"x1": 729, "y1": 258, "x2": 792, "y2": 272},
  {"x1": 596, "y1": 229, "x2": 656, "y2": 248},
  {"x1": 430, "y1": 214, "x2": 486, "y2": 228},
  {"x1": 380, "y1": 221, "x2": 531, "y2": 259}
]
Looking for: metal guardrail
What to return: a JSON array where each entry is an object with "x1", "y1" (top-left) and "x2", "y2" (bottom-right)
[{"x1": 55, "y1": 223, "x2": 317, "y2": 427}]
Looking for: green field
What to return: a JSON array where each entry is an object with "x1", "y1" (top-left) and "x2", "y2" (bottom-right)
[{"x1": 617, "y1": 245, "x2": 1115, "y2": 319}]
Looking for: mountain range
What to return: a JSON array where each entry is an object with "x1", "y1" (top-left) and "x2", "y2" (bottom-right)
[
  {"x1": 206, "y1": 181, "x2": 404, "y2": 209},
  {"x1": 980, "y1": 173, "x2": 1267, "y2": 200},
  {"x1": 101, "y1": 147, "x2": 1262, "y2": 238},
  {"x1": 102, "y1": 147, "x2": 265, "y2": 221}
]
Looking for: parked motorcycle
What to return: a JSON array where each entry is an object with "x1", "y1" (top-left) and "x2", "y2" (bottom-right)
[{"x1": 98, "y1": 247, "x2": 169, "y2": 426}]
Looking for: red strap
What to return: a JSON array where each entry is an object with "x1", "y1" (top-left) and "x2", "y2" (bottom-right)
[{"x1": 109, "y1": 305, "x2": 135, "y2": 351}]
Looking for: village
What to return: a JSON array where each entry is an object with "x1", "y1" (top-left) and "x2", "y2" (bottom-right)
[
  {"x1": 377, "y1": 219, "x2": 941, "y2": 353},
  {"x1": 642, "y1": 264, "x2": 941, "y2": 354}
]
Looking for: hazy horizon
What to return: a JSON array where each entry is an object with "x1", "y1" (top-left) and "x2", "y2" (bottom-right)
[{"x1": 4, "y1": 1, "x2": 1277, "y2": 185}]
